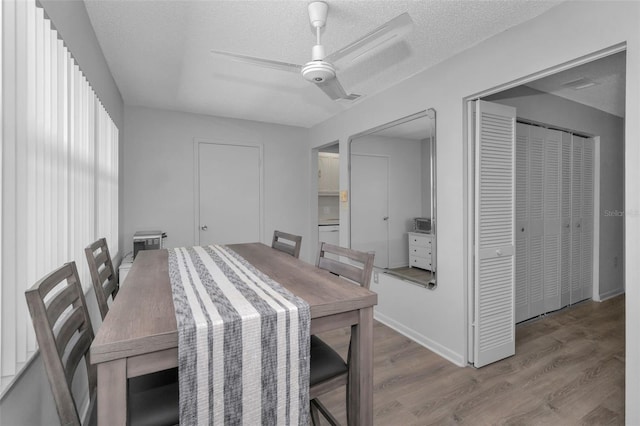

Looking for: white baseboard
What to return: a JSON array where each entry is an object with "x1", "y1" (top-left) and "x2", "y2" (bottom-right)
[
  {"x1": 598, "y1": 288, "x2": 625, "y2": 302},
  {"x1": 374, "y1": 311, "x2": 466, "y2": 367}
]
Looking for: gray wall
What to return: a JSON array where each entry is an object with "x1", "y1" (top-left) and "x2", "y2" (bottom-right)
[
  {"x1": 307, "y1": 6, "x2": 640, "y2": 409},
  {"x1": 486, "y1": 86, "x2": 625, "y2": 299},
  {"x1": 123, "y1": 106, "x2": 311, "y2": 260},
  {"x1": 0, "y1": 1, "x2": 123, "y2": 424}
]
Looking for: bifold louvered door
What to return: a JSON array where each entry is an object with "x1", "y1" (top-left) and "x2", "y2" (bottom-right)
[
  {"x1": 571, "y1": 135, "x2": 594, "y2": 304},
  {"x1": 543, "y1": 129, "x2": 563, "y2": 313},
  {"x1": 515, "y1": 123, "x2": 530, "y2": 323},
  {"x1": 560, "y1": 132, "x2": 572, "y2": 307},
  {"x1": 473, "y1": 100, "x2": 516, "y2": 368},
  {"x1": 515, "y1": 124, "x2": 562, "y2": 323},
  {"x1": 515, "y1": 124, "x2": 594, "y2": 323}
]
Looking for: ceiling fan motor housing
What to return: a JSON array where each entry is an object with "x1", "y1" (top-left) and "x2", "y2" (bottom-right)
[{"x1": 302, "y1": 61, "x2": 336, "y2": 83}]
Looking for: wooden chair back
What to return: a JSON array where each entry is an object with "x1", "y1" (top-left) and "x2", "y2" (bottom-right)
[
  {"x1": 315, "y1": 242, "x2": 375, "y2": 289},
  {"x1": 310, "y1": 243, "x2": 375, "y2": 425},
  {"x1": 25, "y1": 262, "x2": 96, "y2": 426},
  {"x1": 271, "y1": 230, "x2": 303, "y2": 258},
  {"x1": 85, "y1": 237, "x2": 118, "y2": 320}
]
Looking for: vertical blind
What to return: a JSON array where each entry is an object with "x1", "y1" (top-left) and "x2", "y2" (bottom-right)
[{"x1": 1, "y1": 0, "x2": 119, "y2": 390}]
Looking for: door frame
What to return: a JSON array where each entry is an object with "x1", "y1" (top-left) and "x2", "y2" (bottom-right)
[
  {"x1": 193, "y1": 139, "x2": 264, "y2": 245},
  {"x1": 464, "y1": 44, "x2": 624, "y2": 365}
]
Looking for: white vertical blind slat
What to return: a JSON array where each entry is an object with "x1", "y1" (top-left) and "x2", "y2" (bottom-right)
[
  {"x1": 15, "y1": 0, "x2": 28, "y2": 365},
  {"x1": 0, "y1": 0, "x2": 4, "y2": 378},
  {"x1": 1, "y1": 0, "x2": 119, "y2": 388},
  {"x1": 1, "y1": 0, "x2": 18, "y2": 377}
]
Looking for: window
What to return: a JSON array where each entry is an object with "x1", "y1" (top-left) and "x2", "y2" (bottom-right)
[{"x1": 1, "y1": 0, "x2": 119, "y2": 394}]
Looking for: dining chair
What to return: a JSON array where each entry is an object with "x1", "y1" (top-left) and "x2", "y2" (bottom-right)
[
  {"x1": 85, "y1": 237, "x2": 180, "y2": 405},
  {"x1": 271, "y1": 230, "x2": 303, "y2": 258},
  {"x1": 85, "y1": 237, "x2": 118, "y2": 321},
  {"x1": 310, "y1": 242, "x2": 375, "y2": 426},
  {"x1": 25, "y1": 261, "x2": 179, "y2": 426}
]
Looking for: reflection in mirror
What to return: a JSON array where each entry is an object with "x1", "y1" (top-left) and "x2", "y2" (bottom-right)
[{"x1": 349, "y1": 109, "x2": 436, "y2": 288}]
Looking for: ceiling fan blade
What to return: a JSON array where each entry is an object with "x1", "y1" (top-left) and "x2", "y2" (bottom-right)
[
  {"x1": 316, "y1": 77, "x2": 360, "y2": 101},
  {"x1": 211, "y1": 50, "x2": 302, "y2": 73},
  {"x1": 324, "y1": 12, "x2": 413, "y2": 65}
]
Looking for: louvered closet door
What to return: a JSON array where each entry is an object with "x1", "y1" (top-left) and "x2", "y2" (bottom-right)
[
  {"x1": 543, "y1": 129, "x2": 562, "y2": 312},
  {"x1": 473, "y1": 100, "x2": 516, "y2": 368},
  {"x1": 560, "y1": 132, "x2": 572, "y2": 308},
  {"x1": 570, "y1": 137, "x2": 583, "y2": 304},
  {"x1": 528, "y1": 126, "x2": 545, "y2": 318},
  {"x1": 580, "y1": 137, "x2": 595, "y2": 301},
  {"x1": 515, "y1": 123, "x2": 530, "y2": 323}
]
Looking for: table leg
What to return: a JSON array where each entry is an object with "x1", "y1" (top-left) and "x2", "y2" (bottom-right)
[
  {"x1": 349, "y1": 306, "x2": 374, "y2": 426},
  {"x1": 97, "y1": 359, "x2": 127, "y2": 425}
]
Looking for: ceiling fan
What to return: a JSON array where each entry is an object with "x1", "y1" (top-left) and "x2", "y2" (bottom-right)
[{"x1": 210, "y1": 1, "x2": 413, "y2": 101}]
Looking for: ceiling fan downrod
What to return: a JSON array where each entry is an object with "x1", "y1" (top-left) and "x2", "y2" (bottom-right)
[{"x1": 308, "y1": 1, "x2": 328, "y2": 61}]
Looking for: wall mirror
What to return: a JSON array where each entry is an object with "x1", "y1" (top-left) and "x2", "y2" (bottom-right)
[{"x1": 349, "y1": 109, "x2": 436, "y2": 288}]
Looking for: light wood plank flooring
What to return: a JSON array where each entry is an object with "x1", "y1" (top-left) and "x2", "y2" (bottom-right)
[
  {"x1": 313, "y1": 295, "x2": 624, "y2": 425},
  {"x1": 386, "y1": 267, "x2": 434, "y2": 283}
]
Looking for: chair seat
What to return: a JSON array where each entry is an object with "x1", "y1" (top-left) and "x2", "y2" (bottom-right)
[
  {"x1": 310, "y1": 335, "x2": 347, "y2": 386},
  {"x1": 129, "y1": 381, "x2": 180, "y2": 426}
]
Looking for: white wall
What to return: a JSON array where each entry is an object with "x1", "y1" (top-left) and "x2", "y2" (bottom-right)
[
  {"x1": 486, "y1": 86, "x2": 625, "y2": 300},
  {"x1": 351, "y1": 135, "x2": 423, "y2": 268},
  {"x1": 308, "y1": 6, "x2": 640, "y2": 423},
  {"x1": 0, "y1": 1, "x2": 123, "y2": 424},
  {"x1": 123, "y1": 106, "x2": 311, "y2": 259}
]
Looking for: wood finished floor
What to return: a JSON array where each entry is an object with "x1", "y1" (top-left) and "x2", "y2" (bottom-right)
[{"x1": 313, "y1": 295, "x2": 625, "y2": 425}]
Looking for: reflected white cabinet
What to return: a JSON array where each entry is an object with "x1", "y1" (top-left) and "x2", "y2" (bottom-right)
[
  {"x1": 408, "y1": 232, "x2": 435, "y2": 271},
  {"x1": 318, "y1": 153, "x2": 339, "y2": 194}
]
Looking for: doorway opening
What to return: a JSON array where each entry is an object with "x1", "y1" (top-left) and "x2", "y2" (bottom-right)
[
  {"x1": 316, "y1": 142, "x2": 340, "y2": 258},
  {"x1": 466, "y1": 46, "x2": 626, "y2": 367}
]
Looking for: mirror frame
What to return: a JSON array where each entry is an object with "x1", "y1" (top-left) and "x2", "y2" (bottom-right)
[{"x1": 347, "y1": 108, "x2": 437, "y2": 288}]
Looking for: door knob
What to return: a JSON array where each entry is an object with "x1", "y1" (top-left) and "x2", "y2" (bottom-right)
[
  {"x1": 496, "y1": 249, "x2": 503, "y2": 256},
  {"x1": 383, "y1": 217, "x2": 389, "y2": 221},
  {"x1": 201, "y1": 225, "x2": 208, "y2": 231}
]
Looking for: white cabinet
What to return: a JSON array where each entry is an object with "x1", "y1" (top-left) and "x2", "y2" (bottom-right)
[
  {"x1": 319, "y1": 225, "x2": 339, "y2": 260},
  {"x1": 318, "y1": 153, "x2": 339, "y2": 195},
  {"x1": 118, "y1": 253, "x2": 134, "y2": 286},
  {"x1": 319, "y1": 225, "x2": 339, "y2": 245},
  {"x1": 408, "y1": 232, "x2": 435, "y2": 271}
]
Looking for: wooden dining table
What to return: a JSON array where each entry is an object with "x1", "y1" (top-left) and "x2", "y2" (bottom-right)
[{"x1": 90, "y1": 242, "x2": 378, "y2": 425}]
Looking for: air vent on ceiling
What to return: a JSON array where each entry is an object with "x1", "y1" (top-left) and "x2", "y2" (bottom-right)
[{"x1": 562, "y1": 77, "x2": 599, "y2": 90}]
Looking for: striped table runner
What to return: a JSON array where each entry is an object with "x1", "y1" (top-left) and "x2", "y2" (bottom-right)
[{"x1": 168, "y1": 245, "x2": 310, "y2": 425}]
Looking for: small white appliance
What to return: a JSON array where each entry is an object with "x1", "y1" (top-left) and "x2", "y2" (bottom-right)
[
  {"x1": 133, "y1": 231, "x2": 166, "y2": 259},
  {"x1": 413, "y1": 218, "x2": 432, "y2": 234}
]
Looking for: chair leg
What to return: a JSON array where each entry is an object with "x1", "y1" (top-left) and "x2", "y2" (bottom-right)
[
  {"x1": 310, "y1": 401, "x2": 321, "y2": 426},
  {"x1": 311, "y1": 398, "x2": 341, "y2": 426}
]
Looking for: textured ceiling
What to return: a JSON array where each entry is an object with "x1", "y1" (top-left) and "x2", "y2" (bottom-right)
[
  {"x1": 525, "y1": 51, "x2": 626, "y2": 117},
  {"x1": 84, "y1": 0, "x2": 566, "y2": 128}
]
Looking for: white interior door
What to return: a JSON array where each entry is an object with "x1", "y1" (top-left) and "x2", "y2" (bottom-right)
[
  {"x1": 528, "y1": 125, "x2": 545, "y2": 318},
  {"x1": 473, "y1": 100, "x2": 516, "y2": 368},
  {"x1": 543, "y1": 129, "x2": 562, "y2": 312},
  {"x1": 570, "y1": 137, "x2": 584, "y2": 304},
  {"x1": 515, "y1": 123, "x2": 530, "y2": 323},
  {"x1": 580, "y1": 137, "x2": 595, "y2": 301},
  {"x1": 351, "y1": 154, "x2": 389, "y2": 268},
  {"x1": 560, "y1": 131, "x2": 572, "y2": 307},
  {"x1": 197, "y1": 142, "x2": 262, "y2": 245}
]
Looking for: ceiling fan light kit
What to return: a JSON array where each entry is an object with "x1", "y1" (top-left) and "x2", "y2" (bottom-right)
[{"x1": 210, "y1": 1, "x2": 413, "y2": 101}]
